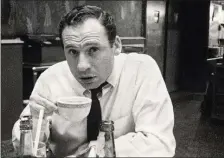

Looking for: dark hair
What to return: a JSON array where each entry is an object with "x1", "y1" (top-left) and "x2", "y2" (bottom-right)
[{"x1": 59, "y1": 5, "x2": 117, "y2": 47}]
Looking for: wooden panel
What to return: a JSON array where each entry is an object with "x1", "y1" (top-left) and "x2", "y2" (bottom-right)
[
  {"x1": 86, "y1": 1, "x2": 143, "y2": 37},
  {"x1": 165, "y1": 0, "x2": 181, "y2": 92},
  {"x1": 166, "y1": 30, "x2": 180, "y2": 92},
  {"x1": 1, "y1": 0, "x2": 78, "y2": 37},
  {"x1": 121, "y1": 37, "x2": 145, "y2": 53},
  {"x1": 146, "y1": 0, "x2": 166, "y2": 74},
  {"x1": 1, "y1": 41, "x2": 24, "y2": 140},
  {"x1": 23, "y1": 43, "x2": 65, "y2": 64},
  {"x1": 211, "y1": 65, "x2": 224, "y2": 120},
  {"x1": 2, "y1": 0, "x2": 143, "y2": 38}
]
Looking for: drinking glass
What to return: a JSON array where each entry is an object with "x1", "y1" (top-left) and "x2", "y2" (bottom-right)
[{"x1": 33, "y1": 141, "x2": 46, "y2": 157}]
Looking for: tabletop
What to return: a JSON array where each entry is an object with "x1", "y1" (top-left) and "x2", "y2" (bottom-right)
[{"x1": 1, "y1": 139, "x2": 18, "y2": 158}]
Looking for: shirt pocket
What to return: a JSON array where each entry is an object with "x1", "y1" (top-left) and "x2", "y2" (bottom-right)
[{"x1": 113, "y1": 114, "x2": 135, "y2": 138}]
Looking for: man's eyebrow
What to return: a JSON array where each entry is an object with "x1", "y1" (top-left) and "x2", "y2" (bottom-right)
[
  {"x1": 64, "y1": 44, "x2": 78, "y2": 49},
  {"x1": 82, "y1": 41, "x2": 100, "y2": 47},
  {"x1": 64, "y1": 39, "x2": 102, "y2": 49}
]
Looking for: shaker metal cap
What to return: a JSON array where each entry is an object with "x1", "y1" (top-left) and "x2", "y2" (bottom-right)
[
  {"x1": 20, "y1": 115, "x2": 32, "y2": 121},
  {"x1": 100, "y1": 120, "x2": 114, "y2": 132},
  {"x1": 20, "y1": 115, "x2": 33, "y2": 130}
]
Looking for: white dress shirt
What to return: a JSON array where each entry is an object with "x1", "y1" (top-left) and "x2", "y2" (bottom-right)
[{"x1": 12, "y1": 53, "x2": 176, "y2": 157}]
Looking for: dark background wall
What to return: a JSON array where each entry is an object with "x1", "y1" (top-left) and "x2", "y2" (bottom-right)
[
  {"x1": 178, "y1": 0, "x2": 210, "y2": 92},
  {"x1": 1, "y1": 43, "x2": 24, "y2": 140},
  {"x1": 1, "y1": 0, "x2": 143, "y2": 38}
]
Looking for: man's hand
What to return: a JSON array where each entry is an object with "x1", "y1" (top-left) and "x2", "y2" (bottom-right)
[
  {"x1": 28, "y1": 94, "x2": 57, "y2": 143},
  {"x1": 71, "y1": 141, "x2": 97, "y2": 157},
  {"x1": 29, "y1": 94, "x2": 58, "y2": 118},
  {"x1": 65, "y1": 143, "x2": 89, "y2": 157},
  {"x1": 66, "y1": 136, "x2": 106, "y2": 157}
]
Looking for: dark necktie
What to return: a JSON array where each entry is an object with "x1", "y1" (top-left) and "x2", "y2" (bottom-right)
[{"x1": 87, "y1": 82, "x2": 107, "y2": 141}]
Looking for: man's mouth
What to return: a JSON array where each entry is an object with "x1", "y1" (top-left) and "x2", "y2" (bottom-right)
[{"x1": 79, "y1": 76, "x2": 96, "y2": 83}]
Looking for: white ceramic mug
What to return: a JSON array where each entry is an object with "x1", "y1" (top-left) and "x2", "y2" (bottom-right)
[{"x1": 56, "y1": 96, "x2": 92, "y2": 122}]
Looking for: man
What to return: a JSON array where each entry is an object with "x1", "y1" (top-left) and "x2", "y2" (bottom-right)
[{"x1": 12, "y1": 5, "x2": 176, "y2": 157}]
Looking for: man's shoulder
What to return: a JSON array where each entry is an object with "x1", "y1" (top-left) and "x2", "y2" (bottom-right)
[
  {"x1": 117, "y1": 53, "x2": 160, "y2": 86},
  {"x1": 39, "y1": 60, "x2": 69, "y2": 79},
  {"x1": 47, "y1": 60, "x2": 68, "y2": 71},
  {"x1": 121, "y1": 53, "x2": 160, "y2": 76}
]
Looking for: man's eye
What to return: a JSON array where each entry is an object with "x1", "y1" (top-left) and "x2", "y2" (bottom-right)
[
  {"x1": 89, "y1": 47, "x2": 99, "y2": 54},
  {"x1": 69, "y1": 49, "x2": 79, "y2": 55}
]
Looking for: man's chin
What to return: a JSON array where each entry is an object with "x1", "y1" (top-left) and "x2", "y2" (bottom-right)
[{"x1": 80, "y1": 81, "x2": 100, "y2": 90}]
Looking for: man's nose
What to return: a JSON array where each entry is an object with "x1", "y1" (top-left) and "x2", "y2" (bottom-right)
[{"x1": 77, "y1": 53, "x2": 90, "y2": 72}]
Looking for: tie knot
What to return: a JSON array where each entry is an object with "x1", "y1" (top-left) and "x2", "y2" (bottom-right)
[{"x1": 90, "y1": 82, "x2": 108, "y2": 96}]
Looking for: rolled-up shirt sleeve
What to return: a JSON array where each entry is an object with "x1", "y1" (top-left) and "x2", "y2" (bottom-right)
[{"x1": 114, "y1": 56, "x2": 176, "y2": 157}]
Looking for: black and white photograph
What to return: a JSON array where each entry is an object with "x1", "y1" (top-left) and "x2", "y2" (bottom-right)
[{"x1": 1, "y1": 0, "x2": 224, "y2": 157}]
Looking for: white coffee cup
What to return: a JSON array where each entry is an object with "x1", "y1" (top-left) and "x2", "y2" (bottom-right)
[{"x1": 56, "y1": 96, "x2": 92, "y2": 122}]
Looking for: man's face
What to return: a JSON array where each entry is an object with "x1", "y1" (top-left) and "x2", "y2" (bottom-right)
[{"x1": 62, "y1": 18, "x2": 116, "y2": 89}]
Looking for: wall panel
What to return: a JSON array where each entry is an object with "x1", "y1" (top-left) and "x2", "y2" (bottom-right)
[
  {"x1": 1, "y1": 41, "x2": 24, "y2": 140},
  {"x1": 2, "y1": 0, "x2": 143, "y2": 38},
  {"x1": 146, "y1": 0, "x2": 166, "y2": 74}
]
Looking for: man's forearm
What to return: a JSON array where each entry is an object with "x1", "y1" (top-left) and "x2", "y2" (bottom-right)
[{"x1": 115, "y1": 131, "x2": 175, "y2": 157}]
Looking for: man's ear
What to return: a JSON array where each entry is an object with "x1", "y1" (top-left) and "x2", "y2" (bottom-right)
[{"x1": 113, "y1": 36, "x2": 122, "y2": 56}]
